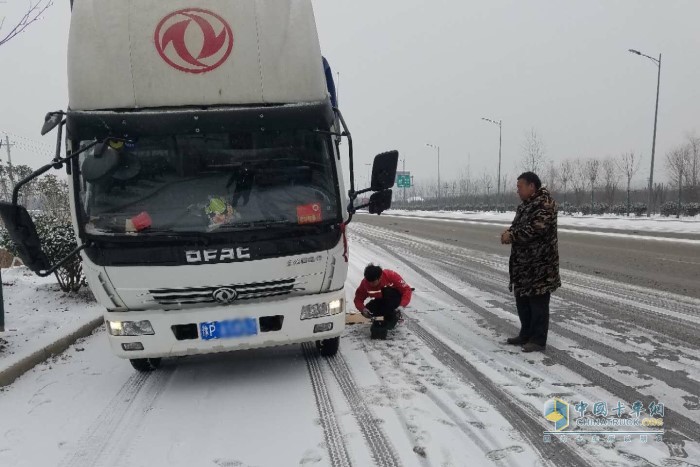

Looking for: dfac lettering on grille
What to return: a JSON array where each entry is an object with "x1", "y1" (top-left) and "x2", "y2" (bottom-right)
[{"x1": 185, "y1": 247, "x2": 252, "y2": 264}]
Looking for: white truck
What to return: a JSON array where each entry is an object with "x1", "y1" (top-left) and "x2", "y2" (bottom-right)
[{"x1": 0, "y1": 0, "x2": 398, "y2": 371}]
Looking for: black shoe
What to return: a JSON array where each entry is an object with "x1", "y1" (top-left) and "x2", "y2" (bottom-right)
[
  {"x1": 371, "y1": 325, "x2": 388, "y2": 340},
  {"x1": 506, "y1": 336, "x2": 527, "y2": 346},
  {"x1": 521, "y1": 343, "x2": 546, "y2": 353}
]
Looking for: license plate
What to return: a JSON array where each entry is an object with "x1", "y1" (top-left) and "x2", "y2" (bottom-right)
[{"x1": 200, "y1": 318, "x2": 258, "y2": 341}]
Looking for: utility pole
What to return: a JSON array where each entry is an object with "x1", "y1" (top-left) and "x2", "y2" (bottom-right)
[
  {"x1": 0, "y1": 135, "x2": 10, "y2": 332},
  {"x1": 4, "y1": 134, "x2": 15, "y2": 189}
]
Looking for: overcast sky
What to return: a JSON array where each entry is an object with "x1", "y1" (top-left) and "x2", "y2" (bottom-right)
[{"x1": 1, "y1": 0, "x2": 699, "y2": 190}]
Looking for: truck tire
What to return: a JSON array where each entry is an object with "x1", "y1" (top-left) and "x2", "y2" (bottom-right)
[
  {"x1": 129, "y1": 358, "x2": 161, "y2": 372},
  {"x1": 316, "y1": 337, "x2": 340, "y2": 357}
]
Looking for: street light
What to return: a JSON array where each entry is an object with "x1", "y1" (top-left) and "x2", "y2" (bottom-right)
[
  {"x1": 399, "y1": 157, "x2": 407, "y2": 204},
  {"x1": 629, "y1": 48, "x2": 662, "y2": 217},
  {"x1": 482, "y1": 117, "x2": 503, "y2": 212},
  {"x1": 426, "y1": 143, "x2": 440, "y2": 210}
]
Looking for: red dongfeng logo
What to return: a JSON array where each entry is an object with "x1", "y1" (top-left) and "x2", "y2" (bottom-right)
[{"x1": 155, "y1": 8, "x2": 233, "y2": 74}]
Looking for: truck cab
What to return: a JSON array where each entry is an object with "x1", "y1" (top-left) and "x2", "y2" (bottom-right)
[{"x1": 0, "y1": 0, "x2": 398, "y2": 371}]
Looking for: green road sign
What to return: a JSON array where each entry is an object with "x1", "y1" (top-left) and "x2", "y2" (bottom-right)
[{"x1": 396, "y1": 172, "x2": 411, "y2": 188}]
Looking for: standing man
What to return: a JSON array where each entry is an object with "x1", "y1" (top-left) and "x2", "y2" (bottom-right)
[
  {"x1": 501, "y1": 172, "x2": 561, "y2": 353},
  {"x1": 355, "y1": 264, "x2": 412, "y2": 339}
]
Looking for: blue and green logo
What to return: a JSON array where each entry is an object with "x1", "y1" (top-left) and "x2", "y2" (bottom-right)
[{"x1": 544, "y1": 398, "x2": 570, "y2": 431}]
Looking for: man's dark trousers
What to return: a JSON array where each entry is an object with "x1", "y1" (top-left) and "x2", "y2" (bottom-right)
[
  {"x1": 366, "y1": 287, "x2": 402, "y2": 330},
  {"x1": 515, "y1": 293, "x2": 550, "y2": 346}
]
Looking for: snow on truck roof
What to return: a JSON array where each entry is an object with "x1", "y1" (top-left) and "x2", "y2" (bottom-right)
[{"x1": 68, "y1": 0, "x2": 328, "y2": 111}]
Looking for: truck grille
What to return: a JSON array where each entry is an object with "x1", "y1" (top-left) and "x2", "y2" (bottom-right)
[{"x1": 149, "y1": 278, "x2": 301, "y2": 306}]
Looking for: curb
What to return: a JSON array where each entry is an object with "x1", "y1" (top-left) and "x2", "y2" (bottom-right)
[{"x1": 0, "y1": 316, "x2": 104, "y2": 388}]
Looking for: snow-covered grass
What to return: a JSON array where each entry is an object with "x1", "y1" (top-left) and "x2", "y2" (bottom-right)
[
  {"x1": 385, "y1": 209, "x2": 700, "y2": 235},
  {"x1": 0, "y1": 267, "x2": 102, "y2": 376}
]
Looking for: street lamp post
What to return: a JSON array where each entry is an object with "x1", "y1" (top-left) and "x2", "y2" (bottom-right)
[
  {"x1": 629, "y1": 49, "x2": 662, "y2": 217},
  {"x1": 482, "y1": 118, "x2": 503, "y2": 212},
  {"x1": 426, "y1": 143, "x2": 441, "y2": 210},
  {"x1": 400, "y1": 157, "x2": 407, "y2": 204}
]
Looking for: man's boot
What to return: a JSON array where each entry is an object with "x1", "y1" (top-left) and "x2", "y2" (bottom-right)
[
  {"x1": 506, "y1": 336, "x2": 527, "y2": 346},
  {"x1": 370, "y1": 321, "x2": 388, "y2": 340}
]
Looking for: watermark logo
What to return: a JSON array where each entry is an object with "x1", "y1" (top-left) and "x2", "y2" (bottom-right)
[{"x1": 544, "y1": 398, "x2": 570, "y2": 431}]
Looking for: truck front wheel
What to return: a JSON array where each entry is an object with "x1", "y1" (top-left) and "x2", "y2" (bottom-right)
[
  {"x1": 316, "y1": 337, "x2": 340, "y2": 357},
  {"x1": 129, "y1": 358, "x2": 162, "y2": 372}
]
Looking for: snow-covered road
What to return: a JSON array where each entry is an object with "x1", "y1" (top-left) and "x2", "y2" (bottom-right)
[{"x1": 1, "y1": 221, "x2": 698, "y2": 466}]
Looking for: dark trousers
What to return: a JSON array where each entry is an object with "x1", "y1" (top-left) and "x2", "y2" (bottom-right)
[
  {"x1": 366, "y1": 287, "x2": 402, "y2": 329},
  {"x1": 515, "y1": 293, "x2": 550, "y2": 346}
]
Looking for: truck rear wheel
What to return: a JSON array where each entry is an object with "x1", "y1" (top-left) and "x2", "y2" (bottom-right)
[
  {"x1": 129, "y1": 358, "x2": 162, "y2": 372},
  {"x1": 316, "y1": 337, "x2": 340, "y2": 357}
]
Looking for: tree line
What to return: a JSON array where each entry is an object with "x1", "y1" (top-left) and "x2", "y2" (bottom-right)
[{"x1": 394, "y1": 130, "x2": 700, "y2": 218}]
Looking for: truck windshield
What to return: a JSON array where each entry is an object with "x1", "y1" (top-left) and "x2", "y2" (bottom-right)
[{"x1": 77, "y1": 130, "x2": 340, "y2": 236}]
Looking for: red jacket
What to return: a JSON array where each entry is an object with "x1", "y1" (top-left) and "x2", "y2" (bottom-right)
[{"x1": 354, "y1": 269, "x2": 412, "y2": 311}]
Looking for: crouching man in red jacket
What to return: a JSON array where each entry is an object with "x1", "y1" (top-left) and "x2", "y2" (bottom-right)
[{"x1": 354, "y1": 264, "x2": 412, "y2": 339}]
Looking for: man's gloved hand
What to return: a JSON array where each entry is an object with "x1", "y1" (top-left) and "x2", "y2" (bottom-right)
[
  {"x1": 360, "y1": 308, "x2": 373, "y2": 319},
  {"x1": 396, "y1": 306, "x2": 405, "y2": 313}
]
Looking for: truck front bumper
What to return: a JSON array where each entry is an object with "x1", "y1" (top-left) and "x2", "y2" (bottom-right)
[{"x1": 104, "y1": 290, "x2": 345, "y2": 359}]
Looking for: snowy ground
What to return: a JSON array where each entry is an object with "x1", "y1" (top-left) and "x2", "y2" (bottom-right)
[
  {"x1": 0, "y1": 267, "x2": 101, "y2": 376},
  {"x1": 385, "y1": 210, "x2": 700, "y2": 236},
  {"x1": 0, "y1": 223, "x2": 698, "y2": 466}
]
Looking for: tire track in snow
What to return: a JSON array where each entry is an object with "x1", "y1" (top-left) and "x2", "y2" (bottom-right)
[
  {"x1": 407, "y1": 321, "x2": 590, "y2": 467},
  {"x1": 355, "y1": 327, "x2": 514, "y2": 467},
  {"x1": 59, "y1": 366, "x2": 174, "y2": 467},
  {"x1": 303, "y1": 343, "x2": 353, "y2": 467},
  {"x1": 324, "y1": 352, "x2": 403, "y2": 467},
  {"x1": 353, "y1": 226, "x2": 700, "y2": 449}
]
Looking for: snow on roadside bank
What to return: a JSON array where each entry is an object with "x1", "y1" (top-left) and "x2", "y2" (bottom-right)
[
  {"x1": 385, "y1": 210, "x2": 700, "y2": 235},
  {"x1": 0, "y1": 267, "x2": 102, "y2": 376}
]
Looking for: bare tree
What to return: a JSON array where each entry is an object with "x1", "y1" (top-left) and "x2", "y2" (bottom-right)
[
  {"x1": 584, "y1": 158, "x2": 600, "y2": 212},
  {"x1": 616, "y1": 151, "x2": 642, "y2": 216},
  {"x1": 652, "y1": 182, "x2": 667, "y2": 213},
  {"x1": 559, "y1": 159, "x2": 574, "y2": 203},
  {"x1": 686, "y1": 132, "x2": 700, "y2": 191},
  {"x1": 479, "y1": 172, "x2": 493, "y2": 209},
  {"x1": 0, "y1": 0, "x2": 54, "y2": 47},
  {"x1": 572, "y1": 158, "x2": 587, "y2": 207},
  {"x1": 666, "y1": 146, "x2": 691, "y2": 218},
  {"x1": 520, "y1": 128, "x2": 547, "y2": 174},
  {"x1": 545, "y1": 160, "x2": 558, "y2": 193},
  {"x1": 602, "y1": 157, "x2": 619, "y2": 207}
]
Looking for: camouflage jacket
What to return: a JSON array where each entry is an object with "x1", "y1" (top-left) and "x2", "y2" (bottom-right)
[{"x1": 508, "y1": 187, "x2": 561, "y2": 297}]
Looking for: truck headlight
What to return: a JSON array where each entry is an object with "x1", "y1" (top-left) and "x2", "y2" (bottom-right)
[
  {"x1": 301, "y1": 300, "x2": 344, "y2": 320},
  {"x1": 300, "y1": 303, "x2": 330, "y2": 320},
  {"x1": 329, "y1": 299, "x2": 343, "y2": 315},
  {"x1": 108, "y1": 320, "x2": 155, "y2": 336}
]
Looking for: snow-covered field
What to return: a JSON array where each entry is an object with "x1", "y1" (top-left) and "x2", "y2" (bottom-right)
[
  {"x1": 385, "y1": 210, "x2": 700, "y2": 236},
  {"x1": 0, "y1": 223, "x2": 697, "y2": 466}
]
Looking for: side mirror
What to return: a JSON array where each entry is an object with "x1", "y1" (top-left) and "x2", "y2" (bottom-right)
[
  {"x1": 82, "y1": 142, "x2": 121, "y2": 182},
  {"x1": 368, "y1": 190, "x2": 393, "y2": 215},
  {"x1": 41, "y1": 112, "x2": 64, "y2": 136},
  {"x1": 0, "y1": 202, "x2": 50, "y2": 274},
  {"x1": 370, "y1": 150, "x2": 399, "y2": 192}
]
